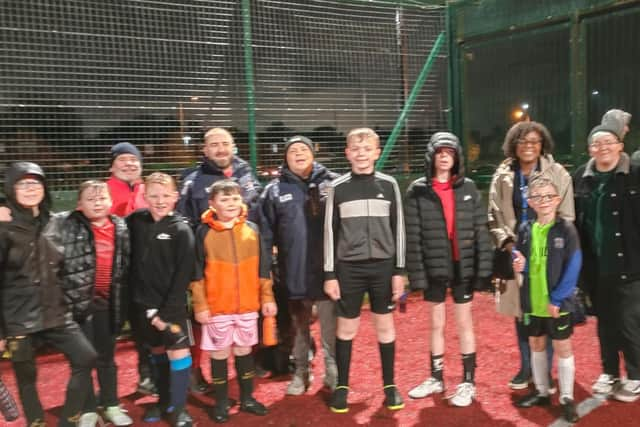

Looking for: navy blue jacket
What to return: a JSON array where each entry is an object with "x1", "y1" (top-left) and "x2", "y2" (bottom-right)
[
  {"x1": 177, "y1": 156, "x2": 262, "y2": 227},
  {"x1": 517, "y1": 217, "x2": 582, "y2": 314},
  {"x1": 258, "y1": 162, "x2": 338, "y2": 300}
]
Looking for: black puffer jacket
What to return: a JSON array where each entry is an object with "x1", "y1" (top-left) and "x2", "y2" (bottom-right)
[
  {"x1": 404, "y1": 134, "x2": 493, "y2": 291},
  {"x1": 47, "y1": 211, "x2": 130, "y2": 331},
  {"x1": 0, "y1": 162, "x2": 67, "y2": 339}
]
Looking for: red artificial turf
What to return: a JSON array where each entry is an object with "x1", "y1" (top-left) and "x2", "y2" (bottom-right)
[{"x1": 2, "y1": 292, "x2": 639, "y2": 426}]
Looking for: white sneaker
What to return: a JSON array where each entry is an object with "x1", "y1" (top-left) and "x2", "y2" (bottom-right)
[
  {"x1": 77, "y1": 412, "x2": 101, "y2": 427},
  {"x1": 286, "y1": 373, "x2": 310, "y2": 395},
  {"x1": 613, "y1": 379, "x2": 640, "y2": 403},
  {"x1": 592, "y1": 373, "x2": 618, "y2": 395},
  {"x1": 104, "y1": 406, "x2": 133, "y2": 426},
  {"x1": 448, "y1": 382, "x2": 476, "y2": 407},
  {"x1": 408, "y1": 377, "x2": 444, "y2": 399}
]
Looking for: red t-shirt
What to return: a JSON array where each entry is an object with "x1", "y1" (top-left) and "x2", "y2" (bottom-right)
[
  {"x1": 91, "y1": 219, "x2": 115, "y2": 299},
  {"x1": 432, "y1": 179, "x2": 460, "y2": 261}
]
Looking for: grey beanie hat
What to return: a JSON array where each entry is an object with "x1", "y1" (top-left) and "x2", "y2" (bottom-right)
[
  {"x1": 588, "y1": 124, "x2": 620, "y2": 146},
  {"x1": 601, "y1": 109, "x2": 631, "y2": 139},
  {"x1": 111, "y1": 142, "x2": 142, "y2": 163},
  {"x1": 428, "y1": 131, "x2": 461, "y2": 151},
  {"x1": 284, "y1": 135, "x2": 314, "y2": 156}
]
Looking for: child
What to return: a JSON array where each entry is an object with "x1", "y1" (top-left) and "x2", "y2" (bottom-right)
[
  {"x1": 191, "y1": 179, "x2": 276, "y2": 423},
  {"x1": 323, "y1": 128, "x2": 406, "y2": 413},
  {"x1": 127, "y1": 172, "x2": 195, "y2": 427},
  {"x1": 52, "y1": 180, "x2": 132, "y2": 426},
  {"x1": 404, "y1": 132, "x2": 492, "y2": 407},
  {"x1": 0, "y1": 162, "x2": 97, "y2": 427},
  {"x1": 512, "y1": 175, "x2": 582, "y2": 423}
]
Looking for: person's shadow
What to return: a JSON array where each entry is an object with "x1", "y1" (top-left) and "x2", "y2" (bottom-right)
[{"x1": 416, "y1": 395, "x2": 519, "y2": 427}]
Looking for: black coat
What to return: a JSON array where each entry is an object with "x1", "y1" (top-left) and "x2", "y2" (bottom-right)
[
  {"x1": 404, "y1": 143, "x2": 493, "y2": 291},
  {"x1": 258, "y1": 162, "x2": 338, "y2": 300},
  {"x1": 49, "y1": 211, "x2": 130, "y2": 331},
  {"x1": 0, "y1": 163, "x2": 66, "y2": 339}
]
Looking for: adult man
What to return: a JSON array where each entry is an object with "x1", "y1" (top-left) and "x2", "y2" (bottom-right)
[
  {"x1": 107, "y1": 142, "x2": 147, "y2": 216},
  {"x1": 573, "y1": 124, "x2": 640, "y2": 402},
  {"x1": 178, "y1": 127, "x2": 262, "y2": 225},
  {"x1": 258, "y1": 135, "x2": 339, "y2": 395}
]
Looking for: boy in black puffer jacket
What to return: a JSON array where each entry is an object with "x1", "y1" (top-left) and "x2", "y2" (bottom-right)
[
  {"x1": 404, "y1": 132, "x2": 492, "y2": 407},
  {"x1": 47, "y1": 180, "x2": 133, "y2": 426}
]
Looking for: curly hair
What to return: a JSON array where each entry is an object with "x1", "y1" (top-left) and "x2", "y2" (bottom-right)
[{"x1": 502, "y1": 121, "x2": 554, "y2": 159}]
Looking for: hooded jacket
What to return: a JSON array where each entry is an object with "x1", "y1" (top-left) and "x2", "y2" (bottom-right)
[
  {"x1": 0, "y1": 162, "x2": 67, "y2": 339},
  {"x1": 177, "y1": 156, "x2": 263, "y2": 226},
  {"x1": 404, "y1": 134, "x2": 493, "y2": 291},
  {"x1": 47, "y1": 210, "x2": 130, "y2": 331},
  {"x1": 191, "y1": 207, "x2": 274, "y2": 316},
  {"x1": 258, "y1": 162, "x2": 338, "y2": 300},
  {"x1": 127, "y1": 210, "x2": 194, "y2": 320}
]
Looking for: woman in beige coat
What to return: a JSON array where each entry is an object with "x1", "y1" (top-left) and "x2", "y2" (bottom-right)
[{"x1": 488, "y1": 121, "x2": 574, "y2": 389}]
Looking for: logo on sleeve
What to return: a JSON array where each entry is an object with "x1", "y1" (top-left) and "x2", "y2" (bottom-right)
[
  {"x1": 156, "y1": 233, "x2": 172, "y2": 240},
  {"x1": 464, "y1": 194, "x2": 472, "y2": 201}
]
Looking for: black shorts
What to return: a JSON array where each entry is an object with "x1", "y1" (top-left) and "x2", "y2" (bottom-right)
[
  {"x1": 423, "y1": 264, "x2": 473, "y2": 304},
  {"x1": 136, "y1": 310, "x2": 193, "y2": 351},
  {"x1": 335, "y1": 259, "x2": 394, "y2": 319},
  {"x1": 526, "y1": 314, "x2": 573, "y2": 341}
]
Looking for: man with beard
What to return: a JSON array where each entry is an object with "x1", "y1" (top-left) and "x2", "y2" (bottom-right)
[{"x1": 178, "y1": 128, "x2": 262, "y2": 225}]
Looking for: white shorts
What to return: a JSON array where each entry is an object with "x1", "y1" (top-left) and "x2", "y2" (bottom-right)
[{"x1": 201, "y1": 312, "x2": 259, "y2": 351}]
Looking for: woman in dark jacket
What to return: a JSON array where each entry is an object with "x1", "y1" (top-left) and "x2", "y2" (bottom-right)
[
  {"x1": 404, "y1": 132, "x2": 492, "y2": 407},
  {"x1": 0, "y1": 162, "x2": 96, "y2": 427}
]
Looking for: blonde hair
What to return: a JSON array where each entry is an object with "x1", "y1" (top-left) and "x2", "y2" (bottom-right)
[
  {"x1": 528, "y1": 174, "x2": 558, "y2": 194},
  {"x1": 145, "y1": 172, "x2": 177, "y2": 191},
  {"x1": 346, "y1": 127, "x2": 380, "y2": 147},
  {"x1": 204, "y1": 127, "x2": 234, "y2": 144}
]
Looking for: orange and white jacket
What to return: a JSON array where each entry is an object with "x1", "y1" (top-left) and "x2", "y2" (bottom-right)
[{"x1": 191, "y1": 207, "x2": 274, "y2": 316}]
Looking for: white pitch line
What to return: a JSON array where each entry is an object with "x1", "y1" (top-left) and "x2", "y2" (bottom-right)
[{"x1": 548, "y1": 395, "x2": 606, "y2": 427}]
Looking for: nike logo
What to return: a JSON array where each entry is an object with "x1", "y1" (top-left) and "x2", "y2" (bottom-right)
[
  {"x1": 377, "y1": 193, "x2": 385, "y2": 199},
  {"x1": 557, "y1": 324, "x2": 569, "y2": 331},
  {"x1": 156, "y1": 233, "x2": 172, "y2": 240}
]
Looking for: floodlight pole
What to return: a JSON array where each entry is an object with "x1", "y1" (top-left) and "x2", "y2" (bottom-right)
[
  {"x1": 376, "y1": 31, "x2": 445, "y2": 171},
  {"x1": 242, "y1": 0, "x2": 258, "y2": 173}
]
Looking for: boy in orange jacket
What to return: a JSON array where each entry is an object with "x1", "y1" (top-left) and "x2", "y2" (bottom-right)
[{"x1": 191, "y1": 180, "x2": 277, "y2": 424}]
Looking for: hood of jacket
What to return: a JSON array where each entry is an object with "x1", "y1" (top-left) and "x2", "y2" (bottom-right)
[
  {"x1": 424, "y1": 132, "x2": 465, "y2": 186},
  {"x1": 201, "y1": 204, "x2": 248, "y2": 231},
  {"x1": 279, "y1": 161, "x2": 332, "y2": 185},
  {"x1": 4, "y1": 161, "x2": 52, "y2": 218}
]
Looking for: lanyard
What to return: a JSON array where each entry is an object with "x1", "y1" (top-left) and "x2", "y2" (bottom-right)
[{"x1": 517, "y1": 169, "x2": 529, "y2": 225}]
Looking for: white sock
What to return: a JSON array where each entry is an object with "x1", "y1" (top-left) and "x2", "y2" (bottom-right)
[
  {"x1": 558, "y1": 355, "x2": 575, "y2": 403},
  {"x1": 532, "y1": 350, "x2": 550, "y2": 396}
]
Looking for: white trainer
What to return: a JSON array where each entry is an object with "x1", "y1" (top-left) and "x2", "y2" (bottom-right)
[
  {"x1": 408, "y1": 377, "x2": 444, "y2": 399},
  {"x1": 613, "y1": 379, "x2": 640, "y2": 403},
  {"x1": 592, "y1": 373, "x2": 618, "y2": 395},
  {"x1": 448, "y1": 382, "x2": 476, "y2": 407},
  {"x1": 104, "y1": 406, "x2": 133, "y2": 426},
  {"x1": 77, "y1": 412, "x2": 100, "y2": 427}
]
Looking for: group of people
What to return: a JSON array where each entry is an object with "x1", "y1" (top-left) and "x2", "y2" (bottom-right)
[{"x1": 0, "y1": 107, "x2": 638, "y2": 426}]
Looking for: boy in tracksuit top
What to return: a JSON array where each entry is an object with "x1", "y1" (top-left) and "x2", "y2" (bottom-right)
[
  {"x1": 512, "y1": 175, "x2": 582, "y2": 423},
  {"x1": 127, "y1": 173, "x2": 195, "y2": 427},
  {"x1": 323, "y1": 128, "x2": 406, "y2": 413},
  {"x1": 191, "y1": 179, "x2": 276, "y2": 423}
]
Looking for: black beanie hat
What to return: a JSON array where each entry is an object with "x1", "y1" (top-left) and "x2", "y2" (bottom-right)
[
  {"x1": 111, "y1": 142, "x2": 142, "y2": 163},
  {"x1": 284, "y1": 135, "x2": 314, "y2": 157}
]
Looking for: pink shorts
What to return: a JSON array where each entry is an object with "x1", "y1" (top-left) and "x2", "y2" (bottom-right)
[{"x1": 201, "y1": 312, "x2": 259, "y2": 351}]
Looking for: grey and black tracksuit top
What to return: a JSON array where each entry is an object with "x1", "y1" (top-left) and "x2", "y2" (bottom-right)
[{"x1": 323, "y1": 171, "x2": 405, "y2": 280}]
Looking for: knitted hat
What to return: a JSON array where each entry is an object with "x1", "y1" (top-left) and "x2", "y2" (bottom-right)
[
  {"x1": 284, "y1": 135, "x2": 314, "y2": 156},
  {"x1": 110, "y1": 142, "x2": 142, "y2": 163},
  {"x1": 429, "y1": 132, "x2": 460, "y2": 152},
  {"x1": 601, "y1": 109, "x2": 631, "y2": 139},
  {"x1": 587, "y1": 124, "x2": 620, "y2": 146}
]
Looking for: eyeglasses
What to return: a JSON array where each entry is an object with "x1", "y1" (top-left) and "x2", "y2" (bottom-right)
[
  {"x1": 517, "y1": 138, "x2": 542, "y2": 146},
  {"x1": 528, "y1": 194, "x2": 558, "y2": 203},
  {"x1": 589, "y1": 140, "x2": 620, "y2": 150},
  {"x1": 15, "y1": 180, "x2": 43, "y2": 190}
]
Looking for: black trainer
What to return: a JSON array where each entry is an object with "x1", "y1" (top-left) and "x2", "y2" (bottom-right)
[
  {"x1": 143, "y1": 404, "x2": 163, "y2": 422},
  {"x1": 329, "y1": 386, "x2": 349, "y2": 413},
  {"x1": 210, "y1": 401, "x2": 230, "y2": 424},
  {"x1": 170, "y1": 408, "x2": 193, "y2": 427},
  {"x1": 516, "y1": 392, "x2": 551, "y2": 408},
  {"x1": 383, "y1": 385, "x2": 405, "y2": 410},
  {"x1": 561, "y1": 397, "x2": 579, "y2": 423},
  {"x1": 240, "y1": 397, "x2": 268, "y2": 416}
]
